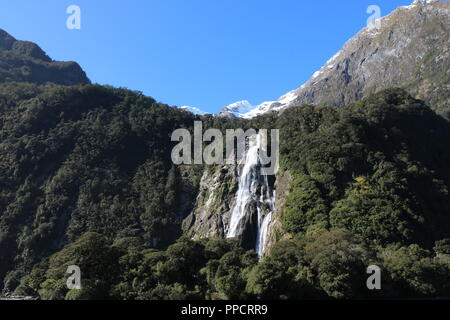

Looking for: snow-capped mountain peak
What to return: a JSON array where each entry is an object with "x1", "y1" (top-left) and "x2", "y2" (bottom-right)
[
  {"x1": 219, "y1": 0, "x2": 446, "y2": 119},
  {"x1": 179, "y1": 106, "x2": 209, "y2": 116},
  {"x1": 412, "y1": 0, "x2": 436, "y2": 4},
  {"x1": 219, "y1": 88, "x2": 304, "y2": 119},
  {"x1": 219, "y1": 100, "x2": 255, "y2": 117}
]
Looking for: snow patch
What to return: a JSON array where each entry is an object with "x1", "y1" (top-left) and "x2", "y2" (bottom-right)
[
  {"x1": 179, "y1": 106, "x2": 209, "y2": 116},
  {"x1": 402, "y1": 0, "x2": 436, "y2": 10},
  {"x1": 220, "y1": 100, "x2": 256, "y2": 118},
  {"x1": 278, "y1": 90, "x2": 298, "y2": 105}
]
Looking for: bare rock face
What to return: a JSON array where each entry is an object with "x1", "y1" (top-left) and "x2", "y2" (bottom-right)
[
  {"x1": 182, "y1": 165, "x2": 238, "y2": 239},
  {"x1": 0, "y1": 29, "x2": 90, "y2": 85},
  {"x1": 286, "y1": 1, "x2": 449, "y2": 118}
]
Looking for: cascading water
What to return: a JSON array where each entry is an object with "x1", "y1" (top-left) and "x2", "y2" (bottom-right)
[
  {"x1": 256, "y1": 212, "x2": 272, "y2": 256},
  {"x1": 226, "y1": 133, "x2": 275, "y2": 257}
]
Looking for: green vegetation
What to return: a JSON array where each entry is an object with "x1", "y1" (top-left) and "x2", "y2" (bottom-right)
[
  {"x1": 0, "y1": 29, "x2": 90, "y2": 86},
  {"x1": 15, "y1": 229, "x2": 450, "y2": 300},
  {"x1": 277, "y1": 89, "x2": 450, "y2": 248},
  {"x1": 0, "y1": 83, "x2": 203, "y2": 292},
  {"x1": 1, "y1": 82, "x2": 450, "y2": 299},
  {"x1": 15, "y1": 233, "x2": 256, "y2": 300}
]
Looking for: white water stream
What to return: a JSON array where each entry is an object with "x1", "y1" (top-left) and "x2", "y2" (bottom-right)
[{"x1": 226, "y1": 134, "x2": 275, "y2": 257}]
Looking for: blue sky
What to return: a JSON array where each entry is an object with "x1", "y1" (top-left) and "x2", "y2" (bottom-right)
[{"x1": 0, "y1": 0, "x2": 416, "y2": 113}]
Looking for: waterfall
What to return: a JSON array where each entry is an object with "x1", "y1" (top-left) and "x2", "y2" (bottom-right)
[
  {"x1": 226, "y1": 134, "x2": 260, "y2": 238},
  {"x1": 256, "y1": 212, "x2": 272, "y2": 256},
  {"x1": 226, "y1": 133, "x2": 275, "y2": 257}
]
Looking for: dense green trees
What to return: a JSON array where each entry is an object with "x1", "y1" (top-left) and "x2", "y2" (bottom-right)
[
  {"x1": 16, "y1": 229, "x2": 450, "y2": 300},
  {"x1": 16, "y1": 232, "x2": 123, "y2": 300},
  {"x1": 0, "y1": 29, "x2": 90, "y2": 86},
  {"x1": 16, "y1": 234, "x2": 255, "y2": 300},
  {"x1": 1, "y1": 83, "x2": 450, "y2": 299},
  {"x1": 282, "y1": 174, "x2": 328, "y2": 234},
  {"x1": 0, "y1": 83, "x2": 202, "y2": 292},
  {"x1": 277, "y1": 89, "x2": 450, "y2": 248}
]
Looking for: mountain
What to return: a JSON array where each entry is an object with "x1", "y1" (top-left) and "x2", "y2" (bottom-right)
[
  {"x1": 181, "y1": 101, "x2": 254, "y2": 118},
  {"x1": 186, "y1": 88, "x2": 450, "y2": 251},
  {"x1": 179, "y1": 105, "x2": 209, "y2": 116},
  {"x1": 0, "y1": 29, "x2": 90, "y2": 85},
  {"x1": 218, "y1": 100, "x2": 255, "y2": 118},
  {"x1": 4, "y1": 86, "x2": 450, "y2": 300},
  {"x1": 0, "y1": 82, "x2": 201, "y2": 294},
  {"x1": 0, "y1": 4, "x2": 450, "y2": 299},
  {"x1": 222, "y1": 0, "x2": 449, "y2": 119}
]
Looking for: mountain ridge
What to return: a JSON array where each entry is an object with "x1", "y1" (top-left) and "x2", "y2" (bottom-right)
[
  {"x1": 0, "y1": 29, "x2": 90, "y2": 86},
  {"x1": 217, "y1": 0, "x2": 449, "y2": 119}
]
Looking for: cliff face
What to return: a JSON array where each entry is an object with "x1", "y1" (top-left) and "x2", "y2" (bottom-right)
[
  {"x1": 0, "y1": 29, "x2": 90, "y2": 85},
  {"x1": 182, "y1": 165, "x2": 238, "y2": 240},
  {"x1": 182, "y1": 163, "x2": 289, "y2": 256}
]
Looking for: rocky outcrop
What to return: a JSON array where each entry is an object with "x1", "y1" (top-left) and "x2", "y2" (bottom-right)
[
  {"x1": 182, "y1": 162, "x2": 291, "y2": 256},
  {"x1": 182, "y1": 165, "x2": 238, "y2": 239}
]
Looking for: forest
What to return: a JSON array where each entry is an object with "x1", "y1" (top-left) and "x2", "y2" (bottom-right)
[{"x1": 1, "y1": 82, "x2": 450, "y2": 299}]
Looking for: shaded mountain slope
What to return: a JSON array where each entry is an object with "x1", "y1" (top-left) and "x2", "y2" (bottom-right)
[{"x1": 0, "y1": 29, "x2": 90, "y2": 85}]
